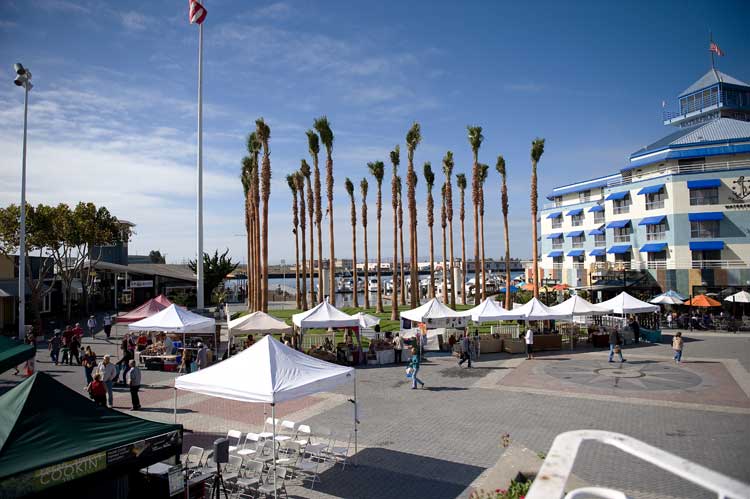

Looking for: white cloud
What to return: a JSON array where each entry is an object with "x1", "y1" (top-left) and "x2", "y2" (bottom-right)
[{"x1": 120, "y1": 11, "x2": 149, "y2": 31}]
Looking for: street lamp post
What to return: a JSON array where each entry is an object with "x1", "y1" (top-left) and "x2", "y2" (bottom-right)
[{"x1": 14, "y1": 63, "x2": 32, "y2": 340}]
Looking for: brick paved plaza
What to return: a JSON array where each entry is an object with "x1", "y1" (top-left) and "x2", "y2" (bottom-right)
[{"x1": 3, "y1": 330, "x2": 749, "y2": 499}]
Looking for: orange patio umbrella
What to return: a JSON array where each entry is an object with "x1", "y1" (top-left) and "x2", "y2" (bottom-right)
[
  {"x1": 684, "y1": 294, "x2": 722, "y2": 307},
  {"x1": 521, "y1": 283, "x2": 535, "y2": 291},
  {"x1": 553, "y1": 283, "x2": 569, "y2": 291}
]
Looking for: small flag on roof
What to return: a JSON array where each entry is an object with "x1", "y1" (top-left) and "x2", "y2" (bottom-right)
[
  {"x1": 709, "y1": 41, "x2": 725, "y2": 56},
  {"x1": 189, "y1": 0, "x2": 207, "y2": 24}
]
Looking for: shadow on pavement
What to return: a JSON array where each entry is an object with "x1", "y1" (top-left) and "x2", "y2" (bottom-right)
[{"x1": 310, "y1": 447, "x2": 484, "y2": 499}]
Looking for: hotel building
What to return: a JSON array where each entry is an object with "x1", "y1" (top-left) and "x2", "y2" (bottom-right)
[{"x1": 540, "y1": 68, "x2": 750, "y2": 298}]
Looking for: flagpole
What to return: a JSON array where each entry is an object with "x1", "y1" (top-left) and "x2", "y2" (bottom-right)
[
  {"x1": 709, "y1": 31, "x2": 715, "y2": 70},
  {"x1": 196, "y1": 19, "x2": 205, "y2": 310}
]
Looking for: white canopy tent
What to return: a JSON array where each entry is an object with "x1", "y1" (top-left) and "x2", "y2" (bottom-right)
[
  {"x1": 227, "y1": 310, "x2": 292, "y2": 337},
  {"x1": 460, "y1": 297, "x2": 507, "y2": 323},
  {"x1": 496, "y1": 297, "x2": 573, "y2": 321},
  {"x1": 599, "y1": 292, "x2": 660, "y2": 314},
  {"x1": 400, "y1": 298, "x2": 466, "y2": 327},
  {"x1": 353, "y1": 312, "x2": 381, "y2": 330},
  {"x1": 725, "y1": 290, "x2": 750, "y2": 304},
  {"x1": 128, "y1": 304, "x2": 216, "y2": 351},
  {"x1": 174, "y1": 335, "x2": 358, "y2": 497},
  {"x1": 650, "y1": 294, "x2": 684, "y2": 305},
  {"x1": 292, "y1": 299, "x2": 359, "y2": 329},
  {"x1": 550, "y1": 295, "x2": 613, "y2": 316}
]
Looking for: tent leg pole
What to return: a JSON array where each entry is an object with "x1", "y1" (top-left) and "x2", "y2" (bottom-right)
[
  {"x1": 354, "y1": 369, "x2": 358, "y2": 467},
  {"x1": 173, "y1": 387, "x2": 177, "y2": 424},
  {"x1": 272, "y1": 403, "x2": 277, "y2": 499}
]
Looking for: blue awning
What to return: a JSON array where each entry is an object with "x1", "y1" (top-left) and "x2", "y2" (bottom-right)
[
  {"x1": 688, "y1": 212, "x2": 724, "y2": 221},
  {"x1": 546, "y1": 232, "x2": 563, "y2": 239},
  {"x1": 638, "y1": 215, "x2": 666, "y2": 226},
  {"x1": 566, "y1": 231, "x2": 584, "y2": 238},
  {"x1": 546, "y1": 212, "x2": 562, "y2": 219},
  {"x1": 607, "y1": 245, "x2": 631, "y2": 254},
  {"x1": 605, "y1": 191, "x2": 629, "y2": 201},
  {"x1": 566, "y1": 208, "x2": 583, "y2": 216},
  {"x1": 588, "y1": 205, "x2": 604, "y2": 212},
  {"x1": 637, "y1": 184, "x2": 665, "y2": 195},
  {"x1": 606, "y1": 219, "x2": 631, "y2": 229},
  {"x1": 687, "y1": 179, "x2": 721, "y2": 189},
  {"x1": 639, "y1": 243, "x2": 668, "y2": 253},
  {"x1": 590, "y1": 248, "x2": 606, "y2": 257},
  {"x1": 589, "y1": 227, "x2": 605, "y2": 235},
  {"x1": 548, "y1": 250, "x2": 564, "y2": 257},
  {"x1": 689, "y1": 241, "x2": 724, "y2": 251},
  {"x1": 567, "y1": 249, "x2": 585, "y2": 257}
]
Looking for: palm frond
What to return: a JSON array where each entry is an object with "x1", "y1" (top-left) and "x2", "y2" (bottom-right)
[
  {"x1": 423, "y1": 161, "x2": 435, "y2": 188},
  {"x1": 390, "y1": 145, "x2": 400, "y2": 168},
  {"x1": 495, "y1": 155, "x2": 506, "y2": 178},
  {"x1": 306, "y1": 129, "x2": 320, "y2": 156},
  {"x1": 531, "y1": 137, "x2": 546, "y2": 162},
  {"x1": 405, "y1": 122, "x2": 421, "y2": 151},
  {"x1": 467, "y1": 125, "x2": 484, "y2": 152},
  {"x1": 300, "y1": 159, "x2": 311, "y2": 178},
  {"x1": 368, "y1": 160, "x2": 385, "y2": 184},
  {"x1": 313, "y1": 116, "x2": 334, "y2": 149}
]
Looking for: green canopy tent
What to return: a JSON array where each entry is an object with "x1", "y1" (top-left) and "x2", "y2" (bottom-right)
[
  {"x1": 0, "y1": 336, "x2": 34, "y2": 374},
  {"x1": 0, "y1": 373, "x2": 183, "y2": 497}
]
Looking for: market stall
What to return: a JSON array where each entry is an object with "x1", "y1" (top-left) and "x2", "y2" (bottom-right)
[
  {"x1": 0, "y1": 373, "x2": 182, "y2": 498},
  {"x1": 550, "y1": 295, "x2": 613, "y2": 348},
  {"x1": 599, "y1": 291, "x2": 660, "y2": 344},
  {"x1": 401, "y1": 298, "x2": 467, "y2": 353},
  {"x1": 227, "y1": 310, "x2": 293, "y2": 353},
  {"x1": 353, "y1": 312, "x2": 381, "y2": 338},
  {"x1": 116, "y1": 294, "x2": 173, "y2": 323},
  {"x1": 292, "y1": 299, "x2": 361, "y2": 364},
  {"x1": 493, "y1": 298, "x2": 573, "y2": 352},
  {"x1": 128, "y1": 304, "x2": 216, "y2": 371}
]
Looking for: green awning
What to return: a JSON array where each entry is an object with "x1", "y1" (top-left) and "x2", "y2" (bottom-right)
[
  {"x1": 0, "y1": 336, "x2": 34, "y2": 375},
  {"x1": 0, "y1": 373, "x2": 182, "y2": 496}
]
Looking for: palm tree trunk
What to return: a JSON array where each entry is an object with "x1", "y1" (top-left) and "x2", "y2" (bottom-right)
[
  {"x1": 351, "y1": 221, "x2": 358, "y2": 308},
  {"x1": 472, "y1": 197, "x2": 480, "y2": 305},
  {"x1": 294, "y1": 226, "x2": 301, "y2": 309},
  {"x1": 441, "y1": 197, "x2": 448, "y2": 302},
  {"x1": 391, "y1": 193, "x2": 399, "y2": 320},
  {"x1": 503, "y1": 212, "x2": 511, "y2": 310},
  {"x1": 448, "y1": 220, "x2": 455, "y2": 308},
  {"x1": 531, "y1": 162, "x2": 539, "y2": 298},
  {"x1": 376, "y1": 190, "x2": 383, "y2": 313},
  {"x1": 363, "y1": 223, "x2": 369, "y2": 309},
  {"x1": 314, "y1": 161, "x2": 323, "y2": 304},
  {"x1": 480, "y1": 212, "x2": 486, "y2": 301},
  {"x1": 428, "y1": 223, "x2": 435, "y2": 299},
  {"x1": 305, "y1": 176, "x2": 315, "y2": 306},
  {"x1": 299, "y1": 180, "x2": 308, "y2": 311},
  {"x1": 460, "y1": 196, "x2": 466, "y2": 305},
  {"x1": 327, "y1": 156, "x2": 335, "y2": 303},
  {"x1": 399, "y1": 209, "x2": 406, "y2": 307}
]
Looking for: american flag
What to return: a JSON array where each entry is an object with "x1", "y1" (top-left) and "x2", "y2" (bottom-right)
[
  {"x1": 189, "y1": 0, "x2": 207, "y2": 24},
  {"x1": 709, "y1": 42, "x2": 725, "y2": 57}
]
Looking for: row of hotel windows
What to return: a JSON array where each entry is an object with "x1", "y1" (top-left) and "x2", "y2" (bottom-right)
[{"x1": 552, "y1": 181, "x2": 720, "y2": 211}]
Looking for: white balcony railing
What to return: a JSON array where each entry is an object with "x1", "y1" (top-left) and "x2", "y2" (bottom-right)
[
  {"x1": 594, "y1": 215, "x2": 605, "y2": 224},
  {"x1": 692, "y1": 259, "x2": 747, "y2": 269},
  {"x1": 646, "y1": 260, "x2": 668, "y2": 269},
  {"x1": 572, "y1": 262, "x2": 584, "y2": 270},
  {"x1": 551, "y1": 221, "x2": 562, "y2": 229},
  {"x1": 645, "y1": 200, "x2": 665, "y2": 210},
  {"x1": 646, "y1": 232, "x2": 666, "y2": 241},
  {"x1": 613, "y1": 206, "x2": 629, "y2": 215},
  {"x1": 552, "y1": 242, "x2": 563, "y2": 250},
  {"x1": 552, "y1": 263, "x2": 563, "y2": 270},
  {"x1": 613, "y1": 235, "x2": 630, "y2": 243}
]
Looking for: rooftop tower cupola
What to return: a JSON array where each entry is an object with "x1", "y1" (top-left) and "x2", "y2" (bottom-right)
[{"x1": 663, "y1": 69, "x2": 750, "y2": 128}]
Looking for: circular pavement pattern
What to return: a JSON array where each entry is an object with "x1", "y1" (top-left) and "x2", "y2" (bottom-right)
[{"x1": 543, "y1": 359, "x2": 704, "y2": 391}]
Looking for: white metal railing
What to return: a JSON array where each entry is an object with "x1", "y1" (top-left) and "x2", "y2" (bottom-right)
[
  {"x1": 594, "y1": 215, "x2": 605, "y2": 224},
  {"x1": 692, "y1": 259, "x2": 747, "y2": 269},
  {"x1": 690, "y1": 193, "x2": 719, "y2": 205},
  {"x1": 690, "y1": 229, "x2": 720, "y2": 238},
  {"x1": 646, "y1": 231, "x2": 666, "y2": 241},
  {"x1": 613, "y1": 206, "x2": 629, "y2": 214},
  {"x1": 552, "y1": 242, "x2": 563, "y2": 249},
  {"x1": 552, "y1": 221, "x2": 562, "y2": 229},
  {"x1": 645, "y1": 200, "x2": 665, "y2": 210},
  {"x1": 613, "y1": 235, "x2": 630, "y2": 243},
  {"x1": 646, "y1": 260, "x2": 667, "y2": 269},
  {"x1": 572, "y1": 262, "x2": 584, "y2": 270},
  {"x1": 527, "y1": 430, "x2": 750, "y2": 499},
  {"x1": 552, "y1": 263, "x2": 563, "y2": 270},
  {"x1": 491, "y1": 324, "x2": 521, "y2": 338}
]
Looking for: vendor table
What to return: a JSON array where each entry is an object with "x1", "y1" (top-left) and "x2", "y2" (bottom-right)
[{"x1": 375, "y1": 349, "x2": 395, "y2": 365}]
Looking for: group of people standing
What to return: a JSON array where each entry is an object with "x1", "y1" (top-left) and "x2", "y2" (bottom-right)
[{"x1": 85, "y1": 353, "x2": 142, "y2": 411}]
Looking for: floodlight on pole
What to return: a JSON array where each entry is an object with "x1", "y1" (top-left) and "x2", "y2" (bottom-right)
[{"x1": 14, "y1": 63, "x2": 32, "y2": 339}]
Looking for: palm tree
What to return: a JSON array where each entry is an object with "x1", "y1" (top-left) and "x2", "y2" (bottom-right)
[
  {"x1": 287, "y1": 173, "x2": 301, "y2": 309},
  {"x1": 256, "y1": 118, "x2": 271, "y2": 312},
  {"x1": 405, "y1": 122, "x2": 421, "y2": 308},
  {"x1": 301, "y1": 159, "x2": 315, "y2": 306},
  {"x1": 240, "y1": 155, "x2": 253, "y2": 310},
  {"x1": 467, "y1": 125, "x2": 484, "y2": 305},
  {"x1": 313, "y1": 117, "x2": 335, "y2": 302},
  {"x1": 478, "y1": 163, "x2": 489, "y2": 300},
  {"x1": 530, "y1": 138, "x2": 546, "y2": 298},
  {"x1": 389, "y1": 146, "x2": 400, "y2": 320},
  {"x1": 496, "y1": 155, "x2": 511, "y2": 310},
  {"x1": 295, "y1": 170, "x2": 308, "y2": 310},
  {"x1": 306, "y1": 129, "x2": 323, "y2": 303},
  {"x1": 397, "y1": 175, "x2": 406, "y2": 306},
  {"x1": 345, "y1": 178, "x2": 358, "y2": 307},
  {"x1": 368, "y1": 160, "x2": 385, "y2": 313},
  {"x1": 456, "y1": 173, "x2": 468, "y2": 305},
  {"x1": 249, "y1": 133, "x2": 262, "y2": 311},
  {"x1": 443, "y1": 151, "x2": 456, "y2": 308},
  {"x1": 440, "y1": 183, "x2": 448, "y2": 301},
  {"x1": 360, "y1": 177, "x2": 369, "y2": 309},
  {"x1": 423, "y1": 162, "x2": 436, "y2": 299}
]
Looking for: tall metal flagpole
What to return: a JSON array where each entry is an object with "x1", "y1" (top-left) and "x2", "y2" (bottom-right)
[
  {"x1": 18, "y1": 81, "x2": 29, "y2": 340},
  {"x1": 196, "y1": 19, "x2": 205, "y2": 310}
]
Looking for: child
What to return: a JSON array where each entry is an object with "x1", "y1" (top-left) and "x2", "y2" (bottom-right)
[{"x1": 672, "y1": 332, "x2": 683, "y2": 364}]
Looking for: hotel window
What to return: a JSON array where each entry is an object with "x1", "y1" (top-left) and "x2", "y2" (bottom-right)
[
  {"x1": 571, "y1": 213, "x2": 583, "y2": 227},
  {"x1": 690, "y1": 187, "x2": 719, "y2": 205},
  {"x1": 551, "y1": 217, "x2": 562, "y2": 229},
  {"x1": 578, "y1": 190, "x2": 590, "y2": 203},
  {"x1": 594, "y1": 234, "x2": 606, "y2": 246},
  {"x1": 552, "y1": 238, "x2": 563, "y2": 249},
  {"x1": 646, "y1": 222, "x2": 667, "y2": 241},
  {"x1": 645, "y1": 190, "x2": 665, "y2": 210},
  {"x1": 613, "y1": 197, "x2": 630, "y2": 214},
  {"x1": 595, "y1": 254, "x2": 606, "y2": 263},
  {"x1": 552, "y1": 256, "x2": 563, "y2": 269},
  {"x1": 572, "y1": 255, "x2": 585, "y2": 269},
  {"x1": 691, "y1": 250, "x2": 721, "y2": 268},
  {"x1": 690, "y1": 220, "x2": 719, "y2": 238},
  {"x1": 554, "y1": 196, "x2": 562, "y2": 207},
  {"x1": 614, "y1": 227, "x2": 630, "y2": 243},
  {"x1": 594, "y1": 211, "x2": 605, "y2": 224},
  {"x1": 647, "y1": 251, "x2": 667, "y2": 269},
  {"x1": 572, "y1": 235, "x2": 585, "y2": 248}
]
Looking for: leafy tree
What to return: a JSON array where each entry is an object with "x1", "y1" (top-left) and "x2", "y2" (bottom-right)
[
  {"x1": 188, "y1": 249, "x2": 239, "y2": 305},
  {"x1": 149, "y1": 250, "x2": 166, "y2": 263}
]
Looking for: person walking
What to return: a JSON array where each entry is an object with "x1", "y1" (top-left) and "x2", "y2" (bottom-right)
[
  {"x1": 196, "y1": 343, "x2": 209, "y2": 370},
  {"x1": 48, "y1": 330, "x2": 61, "y2": 365},
  {"x1": 408, "y1": 346, "x2": 425, "y2": 389},
  {"x1": 672, "y1": 332, "x2": 684, "y2": 364},
  {"x1": 126, "y1": 359, "x2": 142, "y2": 410},
  {"x1": 458, "y1": 333, "x2": 472, "y2": 368},
  {"x1": 87, "y1": 373, "x2": 107, "y2": 407},
  {"x1": 103, "y1": 314, "x2": 113, "y2": 339},
  {"x1": 608, "y1": 327, "x2": 626, "y2": 363},
  {"x1": 117, "y1": 345, "x2": 133, "y2": 385},
  {"x1": 630, "y1": 317, "x2": 641, "y2": 344},
  {"x1": 393, "y1": 333, "x2": 403, "y2": 364},
  {"x1": 666, "y1": 313, "x2": 673, "y2": 329},
  {"x1": 82, "y1": 346, "x2": 97, "y2": 385},
  {"x1": 87, "y1": 315, "x2": 97, "y2": 337},
  {"x1": 179, "y1": 348, "x2": 192, "y2": 373},
  {"x1": 96, "y1": 355, "x2": 117, "y2": 407},
  {"x1": 69, "y1": 333, "x2": 81, "y2": 366},
  {"x1": 72, "y1": 322, "x2": 84, "y2": 338},
  {"x1": 473, "y1": 331, "x2": 481, "y2": 360},
  {"x1": 525, "y1": 326, "x2": 534, "y2": 360}
]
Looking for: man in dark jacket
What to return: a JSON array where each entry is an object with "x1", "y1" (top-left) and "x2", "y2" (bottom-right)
[
  {"x1": 629, "y1": 317, "x2": 640, "y2": 344},
  {"x1": 608, "y1": 328, "x2": 626, "y2": 363}
]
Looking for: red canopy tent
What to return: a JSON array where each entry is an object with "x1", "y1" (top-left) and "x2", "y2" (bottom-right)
[{"x1": 116, "y1": 295, "x2": 173, "y2": 323}]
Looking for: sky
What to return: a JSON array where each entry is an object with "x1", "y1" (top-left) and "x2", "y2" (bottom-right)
[{"x1": 1, "y1": 0, "x2": 749, "y2": 265}]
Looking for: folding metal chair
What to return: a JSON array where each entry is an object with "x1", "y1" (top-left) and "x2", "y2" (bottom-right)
[
  {"x1": 274, "y1": 420, "x2": 296, "y2": 443},
  {"x1": 235, "y1": 459, "x2": 265, "y2": 495},
  {"x1": 237, "y1": 432, "x2": 261, "y2": 458},
  {"x1": 259, "y1": 417, "x2": 279, "y2": 440},
  {"x1": 293, "y1": 424, "x2": 312, "y2": 446},
  {"x1": 326, "y1": 433, "x2": 352, "y2": 470},
  {"x1": 185, "y1": 446, "x2": 204, "y2": 469},
  {"x1": 226, "y1": 429, "x2": 243, "y2": 452},
  {"x1": 257, "y1": 466, "x2": 288, "y2": 498}
]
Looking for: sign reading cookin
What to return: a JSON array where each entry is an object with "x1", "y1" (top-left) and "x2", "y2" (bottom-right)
[{"x1": 0, "y1": 452, "x2": 106, "y2": 497}]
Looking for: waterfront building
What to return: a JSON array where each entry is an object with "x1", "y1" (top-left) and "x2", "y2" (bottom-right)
[{"x1": 540, "y1": 68, "x2": 750, "y2": 298}]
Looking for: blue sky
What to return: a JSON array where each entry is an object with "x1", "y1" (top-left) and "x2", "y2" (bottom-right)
[{"x1": 1, "y1": 0, "x2": 749, "y2": 264}]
